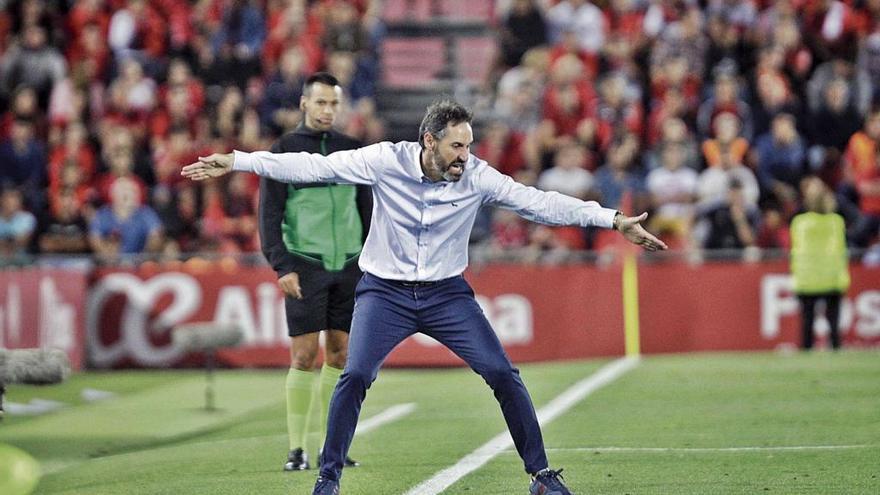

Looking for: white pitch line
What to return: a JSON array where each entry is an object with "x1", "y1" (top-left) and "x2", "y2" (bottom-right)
[
  {"x1": 40, "y1": 403, "x2": 417, "y2": 476},
  {"x1": 356, "y1": 402, "x2": 417, "y2": 436},
  {"x1": 542, "y1": 444, "x2": 874, "y2": 453},
  {"x1": 405, "y1": 356, "x2": 640, "y2": 495}
]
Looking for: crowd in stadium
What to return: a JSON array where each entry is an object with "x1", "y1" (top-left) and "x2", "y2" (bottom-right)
[{"x1": 1, "y1": 0, "x2": 880, "y2": 263}]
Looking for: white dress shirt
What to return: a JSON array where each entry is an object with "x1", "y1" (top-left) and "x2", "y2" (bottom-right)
[{"x1": 234, "y1": 141, "x2": 616, "y2": 281}]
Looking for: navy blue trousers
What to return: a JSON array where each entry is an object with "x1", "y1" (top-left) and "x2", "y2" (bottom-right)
[{"x1": 319, "y1": 272, "x2": 548, "y2": 481}]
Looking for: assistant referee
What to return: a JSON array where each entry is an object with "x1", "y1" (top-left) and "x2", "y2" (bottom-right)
[{"x1": 259, "y1": 72, "x2": 371, "y2": 472}]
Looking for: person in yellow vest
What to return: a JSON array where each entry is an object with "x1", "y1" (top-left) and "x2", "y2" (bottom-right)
[{"x1": 790, "y1": 177, "x2": 851, "y2": 350}]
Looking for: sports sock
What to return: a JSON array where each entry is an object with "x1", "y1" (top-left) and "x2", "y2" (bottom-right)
[
  {"x1": 317, "y1": 364, "x2": 344, "y2": 443},
  {"x1": 285, "y1": 367, "x2": 317, "y2": 451}
]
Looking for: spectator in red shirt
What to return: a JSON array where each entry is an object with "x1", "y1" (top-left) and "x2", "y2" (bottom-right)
[
  {"x1": 475, "y1": 120, "x2": 527, "y2": 177},
  {"x1": 843, "y1": 110, "x2": 880, "y2": 246}
]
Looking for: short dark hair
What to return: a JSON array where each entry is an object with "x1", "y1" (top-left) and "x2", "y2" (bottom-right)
[
  {"x1": 303, "y1": 72, "x2": 340, "y2": 96},
  {"x1": 418, "y1": 99, "x2": 473, "y2": 148}
]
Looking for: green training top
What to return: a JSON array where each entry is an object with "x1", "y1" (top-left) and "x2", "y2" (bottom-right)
[{"x1": 280, "y1": 132, "x2": 363, "y2": 271}]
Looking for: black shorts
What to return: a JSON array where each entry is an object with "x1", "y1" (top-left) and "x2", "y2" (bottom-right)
[{"x1": 284, "y1": 257, "x2": 362, "y2": 336}]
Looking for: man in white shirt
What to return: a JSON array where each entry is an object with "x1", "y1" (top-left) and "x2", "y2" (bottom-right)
[
  {"x1": 538, "y1": 142, "x2": 595, "y2": 199},
  {"x1": 182, "y1": 100, "x2": 666, "y2": 495}
]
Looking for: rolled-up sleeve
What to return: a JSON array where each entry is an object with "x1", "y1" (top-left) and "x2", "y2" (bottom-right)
[
  {"x1": 478, "y1": 163, "x2": 617, "y2": 229},
  {"x1": 233, "y1": 144, "x2": 381, "y2": 185}
]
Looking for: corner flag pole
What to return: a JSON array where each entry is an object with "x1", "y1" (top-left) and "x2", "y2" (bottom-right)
[{"x1": 622, "y1": 253, "x2": 641, "y2": 357}]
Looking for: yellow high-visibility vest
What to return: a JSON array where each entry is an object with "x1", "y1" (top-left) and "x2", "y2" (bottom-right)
[{"x1": 790, "y1": 212, "x2": 850, "y2": 294}]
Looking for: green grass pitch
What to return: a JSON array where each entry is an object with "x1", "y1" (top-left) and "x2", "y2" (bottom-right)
[{"x1": 1, "y1": 350, "x2": 878, "y2": 494}]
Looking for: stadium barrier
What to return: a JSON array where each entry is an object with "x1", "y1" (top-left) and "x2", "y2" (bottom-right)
[
  {"x1": 1, "y1": 258, "x2": 878, "y2": 369},
  {"x1": 0, "y1": 266, "x2": 87, "y2": 369}
]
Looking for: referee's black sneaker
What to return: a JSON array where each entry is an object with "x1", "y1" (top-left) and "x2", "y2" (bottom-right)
[
  {"x1": 529, "y1": 468, "x2": 573, "y2": 495},
  {"x1": 311, "y1": 476, "x2": 339, "y2": 495},
  {"x1": 283, "y1": 448, "x2": 309, "y2": 471}
]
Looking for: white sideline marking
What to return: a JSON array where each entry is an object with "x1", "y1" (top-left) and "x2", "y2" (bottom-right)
[
  {"x1": 542, "y1": 444, "x2": 873, "y2": 453},
  {"x1": 40, "y1": 403, "x2": 417, "y2": 476},
  {"x1": 405, "y1": 356, "x2": 639, "y2": 495},
  {"x1": 356, "y1": 402, "x2": 417, "y2": 435}
]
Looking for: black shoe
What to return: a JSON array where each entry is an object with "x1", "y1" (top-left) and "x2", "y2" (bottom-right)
[
  {"x1": 283, "y1": 448, "x2": 310, "y2": 471},
  {"x1": 312, "y1": 476, "x2": 339, "y2": 495},
  {"x1": 529, "y1": 468, "x2": 573, "y2": 495},
  {"x1": 318, "y1": 452, "x2": 360, "y2": 468}
]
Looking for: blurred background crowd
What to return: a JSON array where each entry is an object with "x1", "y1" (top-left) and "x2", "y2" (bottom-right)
[{"x1": 1, "y1": 0, "x2": 880, "y2": 264}]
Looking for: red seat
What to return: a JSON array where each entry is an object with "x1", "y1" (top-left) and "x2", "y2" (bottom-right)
[
  {"x1": 455, "y1": 37, "x2": 497, "y2": 84},
  {"x1": 381, "y1": 37, "x2": 446, "y2": 88}
]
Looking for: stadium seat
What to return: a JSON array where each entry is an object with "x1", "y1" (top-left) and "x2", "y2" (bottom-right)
[
  {"x1": 455, "y1": 36, "x2": 498, "y2": 85},
  {"x1": 381, "y1": 37, "x2": 446, "y2": 88}
]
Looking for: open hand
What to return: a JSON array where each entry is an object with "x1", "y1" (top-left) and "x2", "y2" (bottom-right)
[
  {"x1": 618, "y1": 212, "x2": 668, "y2": 251},
  {"x1": 181, "y1": 153, "x2": 234, "y2": 181}
]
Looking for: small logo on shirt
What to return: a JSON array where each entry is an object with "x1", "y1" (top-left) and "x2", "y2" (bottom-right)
[{"x1": 451, "y1": 202, "x2": 459, "y2": 207}]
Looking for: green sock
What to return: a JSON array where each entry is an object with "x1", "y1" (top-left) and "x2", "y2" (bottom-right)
[
  {"x1": 303, "y1": 372, "x2": 322, "y2": 456},
  {"x1": 317, "y1": 364, "x2": 344, "y2": 445},
  {"x1": 285, "y1": 368, "x2": 316, "y2": 451}
]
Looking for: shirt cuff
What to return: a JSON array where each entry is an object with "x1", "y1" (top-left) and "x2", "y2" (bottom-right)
[
  {"x1": 232, "y1": 150, "x2": 255, "y2": 172},
  {"x1": 594, "y1": 207, "x2": 619, "y2": 229}
]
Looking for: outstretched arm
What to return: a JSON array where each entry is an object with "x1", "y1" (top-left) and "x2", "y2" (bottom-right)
[
  {"x1": 182, "y1": 145, "x2": 379, "y2": 185},
  {"x1": 480, "y1": 165, "x2": 667, "y2": 251}
]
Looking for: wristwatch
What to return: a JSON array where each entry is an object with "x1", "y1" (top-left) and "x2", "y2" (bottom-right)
[{"x1": 612, "y1": 211, "x2": 623, "y2": 231}]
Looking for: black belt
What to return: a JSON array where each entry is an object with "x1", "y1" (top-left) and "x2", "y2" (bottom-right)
[
  {"x1": 384, "y1": 277, "x2": 455, "y2": 288},
  {"x1": 395, "y1": 280, "x2": 442, "y2": 288}
]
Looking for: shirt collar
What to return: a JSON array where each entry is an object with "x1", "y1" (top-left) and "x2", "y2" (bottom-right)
[{"x1": 409, "y1": 142, "x2": 431, "y2": 182}]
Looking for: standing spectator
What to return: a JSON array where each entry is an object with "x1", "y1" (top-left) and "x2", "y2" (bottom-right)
[
  {"x1": 749, "y1": 54, "x2": 802, "y2": 138},
  {"x1": 790, "y1": 177, "x2": 849, "y2": 350},
  {"x1": 701, "y1": 112, "x2": 749, "y2": 168},
  {"x1": 807, "y1": 59, "x2": 872, "y2": 118},
  {"x1": 697, "y1": 150, "x2": 760, "y2": 209},
  {"x1": 89, "y1": 176, "x2": 163, "y2": 258},
  {"x1": 697, "y1": 73, "x2": 753, "y2": 140},
  {"x1": 802, "y1": 0, "x2": 861, "y2": 63},
  {"x1": 842, "y1": 109, "x2": 880, "y2": 247},
  {"x1": 499, "y1": 0, "x2": 548, "y2": 67},
  {"x1": 806, "y1": 77, "x2": 862, "y2": 181},
  {"x1": 650, "y1": 6, "x2": 708, "y2": 79},
  {"x1": 495, "y1": 47, "x2": 549, "y2": 133},
  {"x1": 594, "y1": 72, "x2": 643, "y2": 147},
  {"x1": 546, "y1": 0, "x2": 606, "y2": 56},
  {"x1": 261, "y1": 46, "x2": 307, "y2": 135},
  {"x1": 644, "y1": 117, "x2": 701, "y2": 171},
  {"x1": 475, "y1": 120, "x2": 527, "y2": 177},
  {"x1": 0, "y1": 25, "x2": 66, "y2": 107},
  {"x1": 0, "y1": 187, "x2": 37, "y2": 257},
  {"x1": 0, "y1": 117, "x2": 47, "y2": 210},
  {"x1": 211, "y1": 0, "x2": 266, "y2": 86},
  {"x1": 858, "y1": 32, "x2": 880, "y2": 105},
  {"x1": 107, "y1": 0, "x2": 168, "y2": 70},
  {"x1": 151, "y1": 184, "x2": 201, "y2": 252},
  {"x1": 646, "y1": 140, "x2": 699, "y2": 246},
  {"x1": 752, "y1": 113, "x2": 805, "y2": 208},
  {"x1": 537, "y1": 141, "x2": 595, "y2": 200},
  {"x1": 2, "y1": 85, "x2": 44, "y2": 138},
  {"x1": 321, "y1": 1, "x2": 367, "y2": 53},
  {"x1": 696, "y1": 178, "x2": 760, "y2": 252},
  {"x1": 594, "y1": 134, "x2": 646, "y2": 211},
  {"x1": 48, "y1": 122, "x2": 96, "y2": 189},
  {"x1": 37, "y1": 189, "x2": 90, "y2": 254}
]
